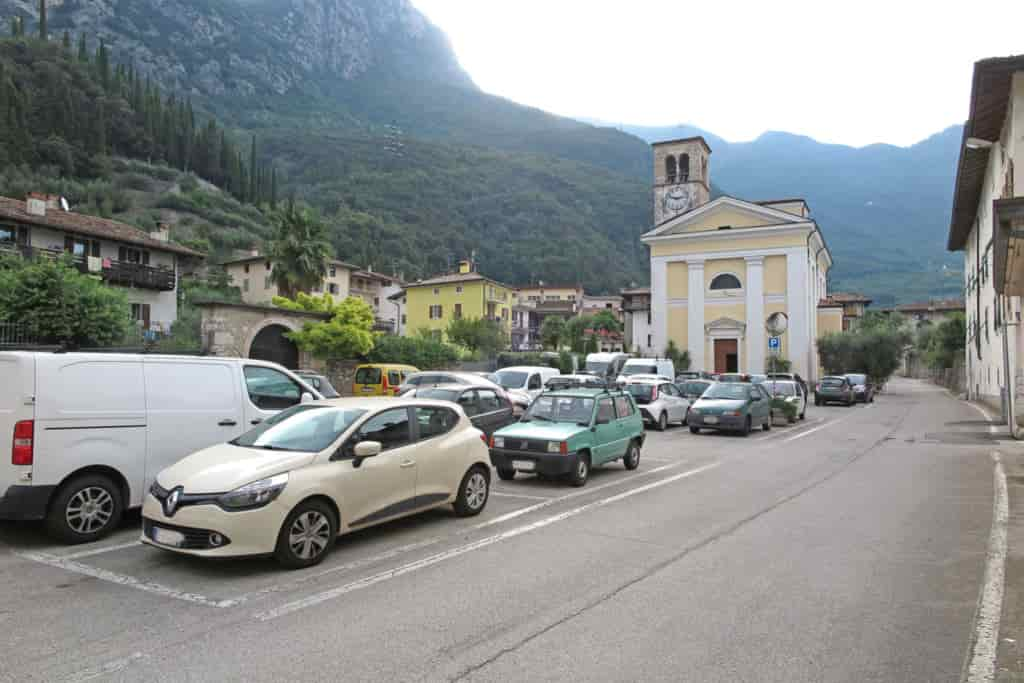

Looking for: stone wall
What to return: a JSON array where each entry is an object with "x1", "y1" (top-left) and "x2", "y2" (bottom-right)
[{"x1": 197, "y1": 301, "x2": 327, "y2": 368}]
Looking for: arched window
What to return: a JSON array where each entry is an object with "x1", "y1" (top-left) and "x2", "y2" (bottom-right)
[
  {"x1": 665, "y1": 155, "x2": 677, "y2": 184},
  {"x1": 679, "y1": 153, "x2": 690, "y2": 182},
  {"x1": 710, "y1": 273, "x2": 742, "y2": 290}
]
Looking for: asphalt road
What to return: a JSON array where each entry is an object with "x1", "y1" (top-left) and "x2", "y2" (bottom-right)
[{"x1": 0, "y1": 378, "x2": 1004, "y2": 682}]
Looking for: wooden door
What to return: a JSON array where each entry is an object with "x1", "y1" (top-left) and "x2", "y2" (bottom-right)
[{"x1": 714, "y1": 339, "x2": 738, "y2": 374}]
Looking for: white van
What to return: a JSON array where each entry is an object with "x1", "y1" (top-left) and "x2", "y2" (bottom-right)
[
  {"x1": 618, "y1": 358, "x2": 675, "y2": 382},
  {"x1": 584, "y1": 352, "x2": 629, "y2": 382},
  {"x1": 0, "y1": 352, "x2": 321, "y2": 543},
  {"x1": 493, "y1": 365, "x2": 561, "y2": 413}
]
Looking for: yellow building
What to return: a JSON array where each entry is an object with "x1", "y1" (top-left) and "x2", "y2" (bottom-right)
[
  {"x1": 404, "y1": 261, "x2": 512, "y2": 339},
  {"x1": 641, "y1": 136, "x2": 835, "y2": 380}
]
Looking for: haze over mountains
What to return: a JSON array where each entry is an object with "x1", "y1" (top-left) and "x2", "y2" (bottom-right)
[{"x1": 1, "y1": 0, "x2": 964, "y2": 304}]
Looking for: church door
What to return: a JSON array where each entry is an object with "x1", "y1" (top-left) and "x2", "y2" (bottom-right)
[{"x1": 714, "y1": 339, "x2": 739, "y2": 374}]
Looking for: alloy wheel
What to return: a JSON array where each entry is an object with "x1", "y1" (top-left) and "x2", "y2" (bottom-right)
[
  {"x1": 289, "y1": 510, "x2": 331, "y2": 560},
  {"x1": 465, "y1": 471, "x2": 488, "y2": 511},
  {"x1": 65, "y1": 487, "x2": 114, "y2": 534}
]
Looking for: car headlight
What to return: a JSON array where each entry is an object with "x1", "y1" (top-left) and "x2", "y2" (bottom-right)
[
  {"x1": 493, "y1": 436, "x2": 505, "y2": 448},
  {"x1": 547, "y1": 441, "x2": 561, "y2": 453},
  {"x1": 218, "y1": 473, "x2": 289, "y2": 510}
]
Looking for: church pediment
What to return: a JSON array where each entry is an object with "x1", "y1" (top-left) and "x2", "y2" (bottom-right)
[
  {"x1": 705, "y1": 317, "x2": 747, "y2": 334},
  {"x1": 642, "y1": 196, "x2": 810, "y2": 240}
]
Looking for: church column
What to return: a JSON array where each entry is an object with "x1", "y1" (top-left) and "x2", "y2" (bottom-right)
[
  {"x1": 745, "y1": 256, "x2": 765, "y2": 374},
  {"x1": 786, "y1": 250, "x2": 810, "y2": 378},
  {"x1": 687, "y1": 259, "x2": 705, "y2": 370},
  {"x1": 651, "y1": 257, "x2": 668, "y2": 355}
]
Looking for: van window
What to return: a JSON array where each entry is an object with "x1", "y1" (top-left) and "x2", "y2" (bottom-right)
[
  {"x1": 244, "y1": 366, "x2": 302, "y2": 410},
  {"x1": 355, "y1": 367, "x2": 382, "y2": 385},
  {"x1": 49, "y1": 361, "x2": 145, "y2": 417},
  {"x1": 388, "y1": 371, "x2": 401, "y2": 386},
  {"x1": 528, "y1": 374, "x2": 542, "y2": 390},
  {"x1": 146, "y1": 362, "x2": 236, "y2": 411}
]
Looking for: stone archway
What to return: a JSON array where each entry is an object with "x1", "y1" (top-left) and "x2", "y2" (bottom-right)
[{"x1": 249, "y1": 323, "x2": 299, "y2": 369}]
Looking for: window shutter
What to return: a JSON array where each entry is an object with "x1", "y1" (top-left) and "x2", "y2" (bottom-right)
[{"x1": 142, "y1": 304, "x2": 151, "y2": 328}]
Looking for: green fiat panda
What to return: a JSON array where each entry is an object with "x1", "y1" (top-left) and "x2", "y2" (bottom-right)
[{"x1": 488, "y1": 388, "x2": 645, "y2": 487}]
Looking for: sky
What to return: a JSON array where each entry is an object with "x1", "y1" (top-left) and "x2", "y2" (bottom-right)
[{"x1": 411, "y1": 0, "x2": 1023, "y2": 148}]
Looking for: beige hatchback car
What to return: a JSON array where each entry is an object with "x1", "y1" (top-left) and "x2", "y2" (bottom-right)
[{"x1": 141, "y1": 398, "x2": 492, "y2": 568}]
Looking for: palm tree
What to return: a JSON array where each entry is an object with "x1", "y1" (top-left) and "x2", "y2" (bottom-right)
[{"x1": 267, "y1": 201, "x2": 332, "y2": 299}]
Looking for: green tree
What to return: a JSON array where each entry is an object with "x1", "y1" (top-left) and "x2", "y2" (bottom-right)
[
  {"x1": 366, "y1": 335, "x2": 459, "y2": 370},
  {"x1": 0, "y1": 256, "x2": 129, "y2": 346},
  {"x1": 539, "y1": 316, "x2": 566, "y2": 350},
  {"x1": 76, "y1": 33, "x2": 87, "y2": 62},
  {"x1": 61, "y1": 30, "x2": 70, "y2": 52},
  {"x1": 38, "y1": 0, "x2": 47, "y2": 41},
  {"x1": 664, "y1": 340, "x2": 691, "y2": 372},
  {"x1": 564, "y1": 314, "x2": 594, "y2": 354},
  {"x1": 590, "y1": 310, "x2": 622, "y2": 334},
  {"x1": 266, "y1": 201, "x2": 332, "y2": 298},
  {"x1": 273, "y1": 293, "x2": 375, "y2": 360},
  {"x1": 818, "y1": 319, "x2": 908, "y2": 385},
  {"x1": 923, "y1": 313, "x2": 966, "y2": 369},
  {"x1": 446, "y1": 317, "x2": 506, "y2": 356}
]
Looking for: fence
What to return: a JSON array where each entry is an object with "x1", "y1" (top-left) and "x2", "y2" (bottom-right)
[{"x1": 0, "y1": 322, "x2": 34, "y2": 347}]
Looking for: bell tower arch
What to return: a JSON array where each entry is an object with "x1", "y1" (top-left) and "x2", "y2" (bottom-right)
[{"x1": 653, "y1": 136, "x2": 711, "y2": 224}]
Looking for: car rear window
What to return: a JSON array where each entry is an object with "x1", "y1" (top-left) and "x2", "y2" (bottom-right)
[
  {"x1": 768, "y1": 382, "x2": 796, "y2": 396},
  {"x1": 625, "y1": 384, "x2": 655, "y2": 400},
  {"x1": 822, "y1": 378, "x2": 845, "y2": 387},
  {"x1": 622, "y1": 364, "x2": 658, "y2": 376},
  {"x1": 415, "y1": 388, "x2": 461, "y2": 402},
  {"x1": 681, "y1": 381, "x2": 710, "y2": 395},
  {"x1": 846, "y1": 374, "x2": 867, "y2": 384},
  {"x1": 355, "y1": 367, "x2": 382, "y2": 384}
]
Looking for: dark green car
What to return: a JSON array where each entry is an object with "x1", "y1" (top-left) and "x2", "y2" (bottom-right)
[
  {"x1": 488, "y1": 388, "x2": 645, "y2": 487},
  {"x1": 687, "y1": 382, "x2": 773, "y2": 436},
  {"x1": 815, "y1": 376, "x2": 855, "y2": 406}
]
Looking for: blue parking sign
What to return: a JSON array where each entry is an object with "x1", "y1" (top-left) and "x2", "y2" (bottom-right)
[{"x1": 768, "y1": 336, "x2": 780, "y2": 350}]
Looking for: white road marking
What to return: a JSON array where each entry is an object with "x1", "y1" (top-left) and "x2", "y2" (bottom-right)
[
  {"x1": 489, "y1": 491, "x2": 553, "y2": 501},
  {"x1": 58, "y1": 540, "x2": 141, "y2": 560},
  {"x1": 968, "y1": 402, "x2": 999, "y2": 436},
  {"x1": 256, "y1": 462, "x2": 721, "y2": 622},
  {"x1": 474, "y1": 463, "x2": 681, "y2": 530},
  {"x1": 757, "y1": 417, "x2": 824, "y2": 442},
  {"x1": 15, "y1": 551, "x2": 233, "y2": 608},
  {"x1": 783, "y1": 420, "x2": 838, "y2": 442},
  {"x1": 62, "y1": 652, "x2": 146, "y2": 683},
  {"x1": 962, "y1": 452, "x2": 1008, "y2": 683}
]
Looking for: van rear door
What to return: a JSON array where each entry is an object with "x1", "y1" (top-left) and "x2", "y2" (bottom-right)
[
  {"x1": 0, "y1": 353, "x2": 36, "y2": 499},
  {"x1": 143, "y1": 359, "x2": 244, "y2": 494}
]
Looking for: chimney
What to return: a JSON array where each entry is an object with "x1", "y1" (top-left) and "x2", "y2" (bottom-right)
[
  {"x1": 25, "y1": 192, "x2": 46, "y2": 217},
  {"x1": 458, "y1": 260, "x2": 471, "y2": 274},
  {"x1": 249, "y1": 248, "x2": 260, "y2": 257},
  {"x1": 149, "y1": 222, "x2": 170, "y2": 243}
]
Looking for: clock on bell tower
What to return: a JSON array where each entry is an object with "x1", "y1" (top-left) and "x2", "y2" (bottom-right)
[{"x1": 652, "y1": 136, "x2": 711, "y2": 225}]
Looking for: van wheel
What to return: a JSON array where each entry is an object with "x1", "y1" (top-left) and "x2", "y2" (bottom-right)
[
  {"x1": 454, "y1": 466, "x2": 490, "y2": 517},
  {"x1": 46, "y1": 474, "x2": 124, "y2": 544},
  {"x1": 274, "y1": 500, "x2": 337, "y2": 569}
]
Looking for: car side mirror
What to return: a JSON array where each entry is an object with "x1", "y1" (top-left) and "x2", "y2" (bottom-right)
[
  {"x1": 351, "y1": 440, "x2": 382, "y2": 468},
  {"x1": 301, "y1": 392, "x2": 315, "y2": 404}
]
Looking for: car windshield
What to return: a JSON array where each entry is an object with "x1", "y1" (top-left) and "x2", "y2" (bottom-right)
[
  {"x1": 768, "y1": 382, "x2": 796, "y2": 397},
  {"x1": 702, "y1": 384, "x2": 750, "y2": 400},
  {"x1": 355, "y1": 367, "x2": 381, "y2": 384},
  {"x1": 584, "y1": 361, "x2": 610, "y2": 375},
  {"x1": 415, "y1": 388, "x2": 461, "y2": 403},
  {"x1": 822, "y1": 378, "x2": 846, "y2": 387},
  {"x1": 681, "y1": 381, "x2": 710, "y2": 396},
  {"x1": 231, "y1": 405, "x2": 367, "y2": 453},
  {"x1": 622, "y1": 364, "x2": 658, "y2": 376},
  {"x1": 495, "y1": 370, "x2": 528, "y2": 389},
  {"x1": 846, "y1": 374, "x2": 867, "y2": 384},
  {"x1": 525, "y1": 395, "x2": 594, "y2": 424}
]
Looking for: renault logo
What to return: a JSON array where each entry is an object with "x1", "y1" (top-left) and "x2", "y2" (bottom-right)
[{"x1": 165, "y1": 487, "x2": 182, "y2": 517}]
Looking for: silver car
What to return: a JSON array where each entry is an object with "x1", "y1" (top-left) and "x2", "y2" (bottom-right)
[{"x1": 623, "y1": 378, "x2": 691, "y2": 431}]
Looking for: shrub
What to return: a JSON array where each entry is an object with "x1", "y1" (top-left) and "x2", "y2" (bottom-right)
[{"x1": 366, "y1": 335, "x2": 460, "y2": 370}]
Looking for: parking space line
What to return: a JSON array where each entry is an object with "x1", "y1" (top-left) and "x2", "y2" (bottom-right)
[
  {"x1": 58, "y1": 540, "x2": 141, "y2": 561},
  {"x1": 474, "y1": 463, "x2": 681, "y2": 530},
  {"x1": 15, "y1": 551, "x2": 233, "y2": 608},
  {"x1": 783, "y1": 419, "x2": 840, "y2": 443},
  {"x1": 62, "y1": 652, "x2": 146, "y2": 683},
  {"x1": 489, "y1": 491, "x2": 553, "y2": 501},
  {"x1": 256, "y1": 461, "x2": 721, "y2": 622}
]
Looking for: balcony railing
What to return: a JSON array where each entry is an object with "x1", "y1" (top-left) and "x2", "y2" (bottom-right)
[
  {"x1": 622, "y1": 300, "x2": 651, "y2": 312},
  {"x1": 0, "y1": 243, "x2": 176, "y2": 291}
]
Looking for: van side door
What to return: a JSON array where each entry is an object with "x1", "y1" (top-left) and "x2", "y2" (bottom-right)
[{"x1": 143, "y1": 360, "x2": 243, "y2": 493}]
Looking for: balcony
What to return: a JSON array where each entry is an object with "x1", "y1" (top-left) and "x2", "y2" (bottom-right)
[
  {"x1": 0, "y1": 243, "x2": 176, "y2": 291},
  {"x1": 622, "y1": 299, "x2": 651, "y2": 313}
]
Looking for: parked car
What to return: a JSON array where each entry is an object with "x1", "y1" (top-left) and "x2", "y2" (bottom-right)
[
  {"x1": 494, "y1": 366, "x2": 561, "y2": 414},
  {"x1": 545, "y1": 374, "x2": 610, "y2": 391},
  {"x1": 352, "y1": 364, "x2": 419, "y2": 396},
  {"x1": 583, "y1": 352, "x2": 630, "y2": 382},
  {"x1": 843, "y1": 373, "x2": 875, "y2": 403},
  {"x1": 618, "y1": 358, "x2": 675, "y2": 383},
  {"x1": 676, "y1": 371, "x2": 715, "y2": 381},
  {"x1": 815, "y1": 376, "x2": 855, "y2": 406},
  {"x1": 0, "y1": 351, "x2": 322, "y2": 543},
  {"x1": 408, "y1": 384, "x2": 516, "y2": 437},
  {"x1": 766, "y1": 372, "x2": 809, "y2": 394},
  {"x1": 622, "y1": 377, "x2": 691, "y2": 431},
  {"x1": 717, "y1": 373, "x2": 750, "y2": 383},
  {"x1": 397, "y1": 371, "x2": 501, "y2": 396},
  {"x1": 488, "y1": 388, "x2": 645, "y2": 487},
  {"x1": 764, "y1": 380, "x2": 807, "y2": 422},
  {"x1": 687, "y1": 382, "x2": 772, "y2": 436},
  {"x1": 677, "y1": 379, "x2": 713, "y2": 401},
  {"x1": 296, "y1": 370, "x2": 340, "y2": 398},
  {"x1": 142, "y1": 398, "x2": 492, "y2": 568}
]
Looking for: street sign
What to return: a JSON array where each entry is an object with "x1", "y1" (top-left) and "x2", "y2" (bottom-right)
[{"x1": 768, "y1": 336, "x2": 780, "y2": 350}]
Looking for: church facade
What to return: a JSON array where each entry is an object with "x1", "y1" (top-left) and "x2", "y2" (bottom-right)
[{"x1": 641, "y1": 137, "x2": 839, "y2": 380}]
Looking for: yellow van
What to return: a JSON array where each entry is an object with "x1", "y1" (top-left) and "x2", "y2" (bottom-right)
[{"x1": 352, "y1": 364, "x2": 419, "y2": 396}]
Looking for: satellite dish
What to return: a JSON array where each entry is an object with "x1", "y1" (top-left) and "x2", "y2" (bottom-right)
[
  {"x1": 766, "y1": 312, "x2": 789, "y2": 336},
  {"x1": 59, "y1": 197, "x2": 70, "y2": 212}
]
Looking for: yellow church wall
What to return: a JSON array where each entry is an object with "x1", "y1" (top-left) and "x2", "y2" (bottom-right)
[
  {"x1": 705, "y1": 258, "x2": 746, "y2": 289},
  {"x1": 667, "y1": 262, "x2": 688, "y2": 299},
  {"x1": 667, "y1": 307, "x2": 688, "y2": 350},
  {"x1": 764, "y1": 256, "x2": 787, "y2": 295},
  {"x1": 762, "y1": 201, "x2": 806, "y2": 217},
  {"x1": 649, "y1": 232, "x2": 810, "y2": 258},
  {"x1": 680, "y1": 208, "x2": 776, "y2": 232}
]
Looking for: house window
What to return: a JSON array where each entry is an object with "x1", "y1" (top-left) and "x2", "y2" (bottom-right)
[
  {"x1": 118, "y1": 247, "x2": 149, "y2": 265},
  {"x1": 710, "y1": 273, "x2": 742, "y2": 290},
  {"x1": 454, "y1": 303, "x2": 463, "y2": 319},
  {"x1": 401, "y1": 314, "x2": 406, "y2": 325},
  {"x1": 433, "y1": 288, "x2": 440, "y2": 295},
  {"x1": 605, "y1": 303, "x2": 613, "y2": 309},
  {"x1": 647, "y1": 311, "x2": 652, "y2": 325},
  {"x1": 266, "y1": 261, "x2": 271, "y2": 271},
  {"x1": 429, "y1": 305, "x2": 443, "y2": 320},
  {"x1": 243, "y1": 279, "x2": 250, "y2": 292},
  {"x1": 502, "y1": 308, "x2": 509, "y2": 320},
  {"x1": 568, "y1": 295, "x2": 576, "y2": 301},
  {"x1": 65, "y1": 236, "x2": 100, "y2": 258},
  {"x1": 0, "y1": 226, "x2": 15, "y2": 244},
  {"x1": 546, "y1": 295, "x2": 560, "y2": 301},
  {"x1": 374, "y1": 297, "x2": 380, "y2": 308},
  {"x1": 329, "y1": 265, "x2": 337, "y2": 277},
  {"x1": 264, "y1": 276, "x2": 272, "y2": 290},
  {"x1": 647, "y1": 334, "x2": 652, "y2": 348},
  {"x1": 528, "y1": 295, "x2": 540, "y2": 302},
  {"x1": 130, "y1": 303, "x2": 151, "y2": 328},
  {"x1": 244, "y1": 264, "x2": 250, "y2": 274},
  {"x1": 456, "y1": 286, "x2": 463, "y2": 293},
  {"x1": 329, "y1": 283, "x2": 339, "y2": 295}
]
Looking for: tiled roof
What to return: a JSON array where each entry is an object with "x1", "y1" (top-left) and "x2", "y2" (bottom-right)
[
  {"x1": 894, "y1": 299, "x2": 965, "y2": 313},
  {"x1": 408, "y1": 271, "x2": 509, "y2": 289},
  {"x1": 0, "y1": 196, "x2": 203, "y2": 257},
  {"x1": 620, "y1": 286, "x2": 651, "y2": 295},
  {"x1": 220, "y1": 254, "x2": 362, "y2": 271},
  {"x1": 825, "y1": 292, "x2": 873, "y2": 304}
]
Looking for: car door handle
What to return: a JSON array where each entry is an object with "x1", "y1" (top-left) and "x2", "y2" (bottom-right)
[
  {"x1": 250, "y1": 418, "x2": 263, "y2": 425},
  {"x1": 218, "y1": 419, "x2": 238, "y2": 427},
  {"x1": 399, "y1": 460, "x2": 416, "y2": 469}
]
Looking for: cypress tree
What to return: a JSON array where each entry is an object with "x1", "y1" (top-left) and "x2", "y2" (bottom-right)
[
  {"x1": 77, "y1": 33, "x2": 88, "y2": 63},
  {"x1": 248, "y1": 135, "x2": 257, "y2": 201},
  {"x1": 38, "y1": 0, "x2": 47, "y2": 41},
  {"x1": 270, "y1": 167, "x2": 278, "y2": 208},
  {"x1": 96, "y1": 39, "x2": 110, "y2": 92},
  {"x1": 61, "y1": 30, "x2": 70, "y2": 52}
]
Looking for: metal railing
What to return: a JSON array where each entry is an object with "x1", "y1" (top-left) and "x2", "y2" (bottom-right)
[
  {"x1": 0, "y1": 244, "x2": 176, "y2": 291},
  {"x1": 0, "y1": 322, "x2": 35, "y2": 346}
]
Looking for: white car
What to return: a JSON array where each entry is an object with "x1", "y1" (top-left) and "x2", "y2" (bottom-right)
[
  {"x1": 622, "y1": 377, "x2": 691, "y2": 431},
  {"x1": 618, "y1": 358, "x2": 676, "y2": 383},
  {"x1": 494, "y1": 366, "x2": 561, "y2": 413},
  {"x1": 141, "y1": 398, "x2": 492, "y2": 568}
]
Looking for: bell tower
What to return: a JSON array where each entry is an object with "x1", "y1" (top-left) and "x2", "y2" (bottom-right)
[{"x1": 653, "y1": 136, "x2": 711, "y2": 225}]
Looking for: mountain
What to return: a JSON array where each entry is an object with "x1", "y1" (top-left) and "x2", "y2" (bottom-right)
[
  {"x1": 614, "y1": 123, "x2": 965, "y2": 306},
  {"x1": 2, "y1": 0, "x2": 964, "y2": 305}
]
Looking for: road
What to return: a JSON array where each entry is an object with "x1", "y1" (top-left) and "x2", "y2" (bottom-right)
[{"x1": 0, "y1": 378, "x2": 1005, "y2": 682}]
